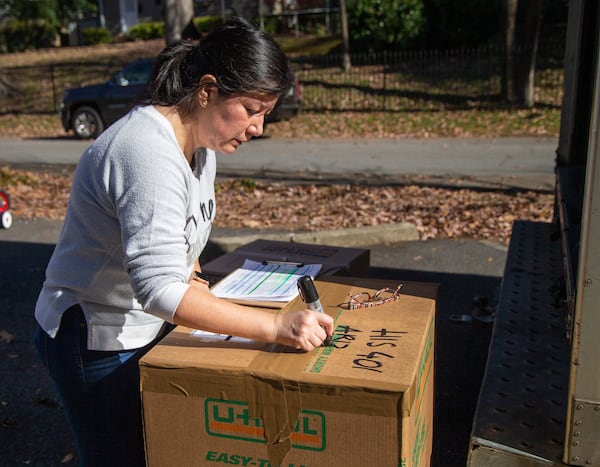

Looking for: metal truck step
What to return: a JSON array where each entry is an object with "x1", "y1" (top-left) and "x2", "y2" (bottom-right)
[{"x1": 467, "y1": 220, "x2": 571, "y2": 467}]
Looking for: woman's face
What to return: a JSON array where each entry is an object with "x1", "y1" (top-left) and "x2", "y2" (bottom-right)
[{"x1": 195, "y1": 90, "x2": 279, "y2": 154}]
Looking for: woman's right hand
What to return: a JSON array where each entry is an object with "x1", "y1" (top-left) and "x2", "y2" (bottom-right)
[
  {"x1": 175, "y1": 285, "x2": 334, "y2": 352},
  {"x1": 273, "y1": 309, "x2": 334, "y2": 351}
]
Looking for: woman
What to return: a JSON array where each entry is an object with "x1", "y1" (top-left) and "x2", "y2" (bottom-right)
[{"x1": 34, "y1": 19, "x2": 333, "y2": 467}]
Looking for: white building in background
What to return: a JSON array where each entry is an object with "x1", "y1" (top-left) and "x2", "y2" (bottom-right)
[
  {"x1": 71, "y1": 0, "x2": 159, "y2": 45},
  {"x1": 70, "y1": 0, "x2": 334, "y2": 45},
  {"x1": 98, "y1": 0, "x2": 139, "y2": 35}
]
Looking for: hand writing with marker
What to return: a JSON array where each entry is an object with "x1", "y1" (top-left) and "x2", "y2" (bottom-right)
[{"x1": 273, "y1": 307, "x2": 334, "y2": 350}]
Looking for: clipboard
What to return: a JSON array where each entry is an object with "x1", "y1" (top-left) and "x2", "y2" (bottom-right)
[{"x1": 210, "y1": 259, "x2": 322, "y2": 308}]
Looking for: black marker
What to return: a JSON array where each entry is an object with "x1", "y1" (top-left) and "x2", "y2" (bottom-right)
[{"x1": 297, "y1": 275, "x2": 333, "y2": 346}]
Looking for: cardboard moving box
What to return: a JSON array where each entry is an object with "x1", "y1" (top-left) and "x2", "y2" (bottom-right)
[{"x1": 140, "y1": 277, "x2": 436, "y2": 467}]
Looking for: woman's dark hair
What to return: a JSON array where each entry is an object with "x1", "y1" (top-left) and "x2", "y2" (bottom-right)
[{"x1": 147, "y1": 18, "x2": 292, "y2": 116}]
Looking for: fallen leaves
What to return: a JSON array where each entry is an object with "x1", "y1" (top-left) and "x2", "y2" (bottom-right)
[
  {"x1": 264, "y1": 109, "x2": 560, "y2": 139},
  {"x1": 1, "y1": 166, "x2": 554, "y2": 244},
  {"x1": 1, "y1": 167, "x2": 72, "y2": 219},
  {"x1": 214, "y1": 180, "x2": 553, "y2": 244}
]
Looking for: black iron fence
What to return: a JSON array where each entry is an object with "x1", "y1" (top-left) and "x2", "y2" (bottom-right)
[
  {"x1": 0, "y1": 41, "x2": 565, "y2": 116},
  {"x1": 291, "y1": 42, "x2": 564, "y2": 111},
  {"x1": 1, "y1": 62, "x2": 118, "y2": 114}
]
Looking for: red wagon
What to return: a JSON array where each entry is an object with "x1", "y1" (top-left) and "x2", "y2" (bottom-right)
[{"x1": 0, "y1": 190, "x2": 12, "y2": 229}]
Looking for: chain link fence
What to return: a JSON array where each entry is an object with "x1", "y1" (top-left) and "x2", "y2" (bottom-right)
[{"x1": 0, "y1": 41, "x2": 564, "y2": 116}]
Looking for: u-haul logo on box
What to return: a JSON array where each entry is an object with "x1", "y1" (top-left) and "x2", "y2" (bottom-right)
[{"x1": 205, "y1": 399, "x2": 326, "y2": 451}]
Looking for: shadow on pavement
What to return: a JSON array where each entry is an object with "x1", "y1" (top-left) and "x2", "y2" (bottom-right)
[
  {"x1": 1, "y1": 240, "x2": 501, "y2": 466},
  {"x1": 0, "y1": 241, "x2": 75, "y2": 466}
]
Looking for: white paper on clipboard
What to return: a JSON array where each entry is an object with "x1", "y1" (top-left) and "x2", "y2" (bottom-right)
[{"x1": 210, "y1": 259, "x2": 322, "y2": 303}]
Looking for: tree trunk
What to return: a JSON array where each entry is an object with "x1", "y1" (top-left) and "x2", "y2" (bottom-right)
[
  {"x1": 339, "y1": 0, "x2": 351, "y2": 72},
  {"x1": 502, "y1": 0, "x2": 543, "y2": 107},
  {"x1": 164, "y1": 0, "x2": 198, "y2": 45},
  {"x1": 515, "y1": 0, "x2": 543, "y2": 107},
  {"x1": 502, "y1": 0, "x2": 518, "y2": 103}
]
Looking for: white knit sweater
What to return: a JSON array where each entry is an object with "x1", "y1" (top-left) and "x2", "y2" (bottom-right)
[{"x1": 35, "y1": 105, "x2": 216, "y2": 350}]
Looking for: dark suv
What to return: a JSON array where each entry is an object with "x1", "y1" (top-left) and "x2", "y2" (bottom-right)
[{"x1": 61, "y1": 58, "x2": 302, "y2": 139}]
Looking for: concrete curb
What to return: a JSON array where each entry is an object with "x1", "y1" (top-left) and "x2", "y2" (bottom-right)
[{"x1": 216, "y1": 171, "x2": 556, "y2": 193}]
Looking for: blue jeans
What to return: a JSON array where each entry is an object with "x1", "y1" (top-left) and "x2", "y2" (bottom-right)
[{"x1": 34, "y1": 305, "x2": 173, "y2": 467}]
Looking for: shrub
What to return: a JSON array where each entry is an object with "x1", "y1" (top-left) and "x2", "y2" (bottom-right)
[
  {"x1": 418, "y1": 0, "x2": 504, "y2": 49},
  {"x1": 0, "y1": 19, "x2": 56, "y2": 52},
  {"x1": 193, "y1": 16, "x2": 222, "y2": 33},
  {"x1": 347, "y1": 0, "x2": 425, "y2": 51},
  {"x1": 82, "y1": 27, "x2": 112, "y2": 45},
  {"x1": 129, "y1": 21, "x2": 164, "y2": 40},
  {"x1": 261, "y1": 17, "x2": 278, "y2": 36}
]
